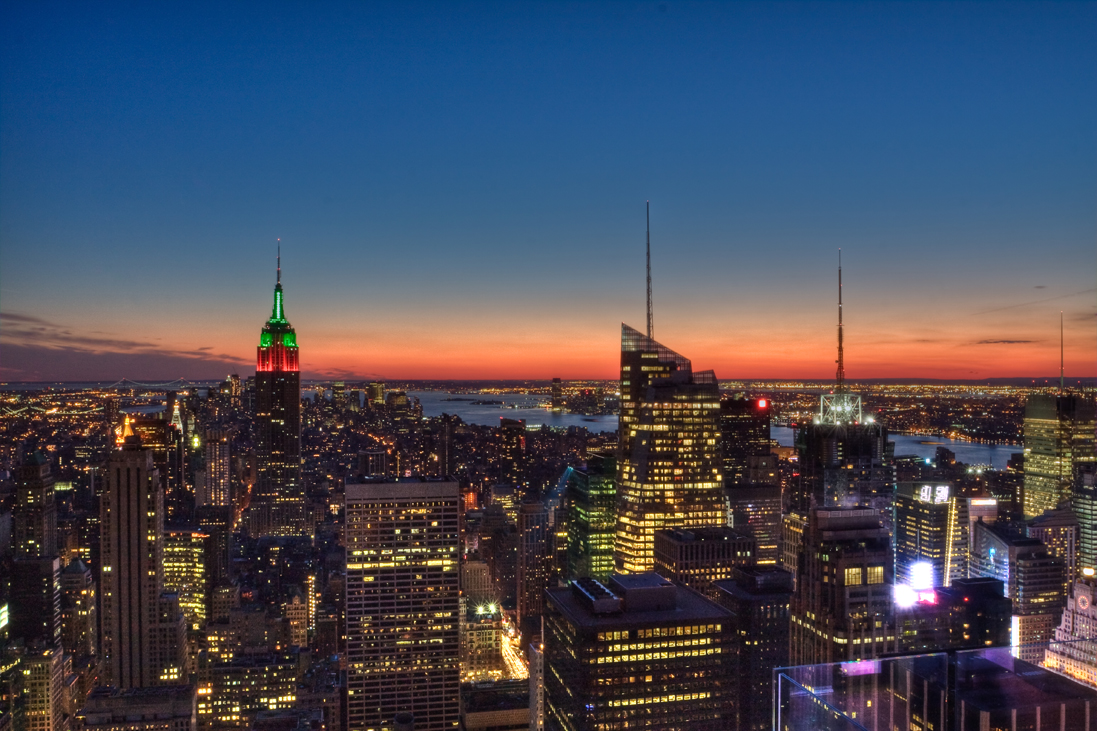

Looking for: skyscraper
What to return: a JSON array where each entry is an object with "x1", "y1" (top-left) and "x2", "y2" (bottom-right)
[
  {"x1": 718, "y1": 397, "x2": 772, "y2": 484},
  {"x1": 517, "y1": 502, "x2": 550, "y2": 637},
  {"x1": 345, "y1": 478, "x2": 460, "y2": 731},
  {"x1": 100, "y1": 433, "x2": 187, "y2": 688},
  {"x1": 200, "y1": 428, "x2": 233, "y2": 509},
  {"x1": 564, "y1": 455, "x2": 616, "y2": 582},
  {"x1": 1022, "y1": 393, "x2": 1096, "y2": 518},
  {"x1": 1075, "y1": 463, "x2": 1097, "y2": 575},
  {"x1": 615, "y1": 324, "x2": 724, "y2": 573},
  {"x1": 543, "y1": 573, "x2": 734, "y2": 731},
  {"x1": 790, "y1": 507, "x2": 894, "y2": 665},
  {"x1": 14, "y1": 452, "x2": 57, "y2": 559},
  {"x1": 250, "y1": 253, "x2": 304, "y2": 537},
  {"x1": 895, "y1": 482, "x2": 953, "y2": 588}
]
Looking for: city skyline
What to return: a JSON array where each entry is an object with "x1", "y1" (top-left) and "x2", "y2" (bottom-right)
[{"x1": 2, "y1": 2, "x2": 1096, "y2": 382}]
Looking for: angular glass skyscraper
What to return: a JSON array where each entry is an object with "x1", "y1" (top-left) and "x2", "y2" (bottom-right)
[
  {"x1": 615, "y1": 324, "x2": 724, "y2": 573},
  {"x1": 249, "y1": 258, "x2": 304, "y2": 537},
  {"x1": 1022, "y1": 393, "x2": 1096, "y2": 518}
]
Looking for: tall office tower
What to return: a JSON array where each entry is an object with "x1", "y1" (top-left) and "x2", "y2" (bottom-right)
[
  {"x1": 564, "y1": 455, "x2": 617, "y2": 582},
  {"x1": 792, "y1": 261, "x2": 891, "y2": 515},
  {"x1": 22, "y1": 645, "x2": 64, "y2": 731},
  {"x1": 345, "y1": 478, "x2": 460, "y2": 731},
  {"x1": 497, "y1": 418, "x2": 526, "y2": 485},
  {"x1": 945, "y1": 496, "x2": 1000, "y2": 585},
  {"x1": 712, "y1": 567, "x2": 793, "y2": 731},
  {"x1": 517, "y1": 503, "x2": 550, "y2": 635},
  {"x1": 551, "y1": 378, "x2": 562, "y2": 413},
  {"x1": 250, "y1": 254, "x2": 304, "y2": 537},
  {"x1": 367, "y1": 382, "x2": 385, "y2": 405},
  {"x1": 543, "y1": 573, "x2": 734, "y2": 731},
  {"x1": 780, "y1": 511, "x2": 807, "y2": 586},
  {"x1": 726, "y1": 484, "x2": 782, "y2": 565},
  {"x1": 1043, "y1": 574, "x2": 1097, "y2": 688},
  {"x1": 195, "y1": 506, "x2": 233, "y2": 587},
  {"x1": 719, "y1": 396, "x2": 772, "y2": 484},
  {"x1": 101, "y1": 434, "x2": 187, "y2": 688},
  {"x1": 331, "y1": 381, "x2": 346, "y2": 410},
  {"x1": 9, "y1": 556, "x2": 61, "y2": 647},
  {"x1": 130, "y1": 416, "x2": 185, "y2": 521},
  {"x1": 895, "y1": 482, "x2": 953, "y2": 588},
  {"x1": 1023, "y1": 392, "x2": 1096, "y2": 517},
  {"x1": 201, "y1": 429, "x2": 232, "y2": 508},
  {"x1": 61, "y1": 559, "x2": 98, "y2": 660},
  {"x1": 615, "y1": 324, "x2": 724, "y2": 573},
  {"x1": 790, "y1": 508, "x2": 895, "y2": 666},
  {"x1": 14, "y1": 452, "x2": 57, "y2": 558},
  {"x1": 1076, "y1": 463, "x2": 1097, "y2": 575},
  {"x1": 1028, "y1": 508, "x2": 1079, "y2": 596},
  {"x1": 488, "y1": 484, "x2": 519, "y2": 523},
  {"x1": 893, "y1": 577, "x2": 1011, "y2": 654},
  {"x1": 652, "y1": 527, "x2": 756, "y2": 597},
  {"x1": 163, "y1": 528, "x2": 211, "y2": 630},
  {"x1": 969, "y1": 520, "x2": 1065, "y2": 664},
  {"x1": 461, "y1": 560, "x2": 493, "y2": 606}
]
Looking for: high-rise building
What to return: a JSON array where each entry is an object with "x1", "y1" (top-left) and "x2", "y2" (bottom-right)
[
  {"x1": 725, "y1": 484, "x2": 781, "y2": 566},
  {"x1": 163, "y1": 528, "x2": 211, "y2": 630},
  {"x1": 9, "y1": 556, "x2": 61, "y2": 648},
  {"x1": 895, "y1": 482, "x2": 953, "y2": 588},
  {"x1": 1028, "y1": 508, "x2": 1079, "y2": 596},
  {"x1": 718, "y1": 397, "x2": 772, "y2": 485},
  {"x1": 652, "y1": 526, "x2": 756, "y2": 598},
  {"x1": 1076, "y1": 463, "x2": 1097, "y2": 575},
  {"x1": 201, "y1": 429, "x2": 233, "y2": 508},
  {"x1": 100, "y1": 434, "x2": 187, "y2": 688},
  {"x1": 712, "y1": 567, "x2": 793, "y2": 731},
  {"x1": 14, "y1": 452, "x2": 57, "y2": 559},
  {"x1": 551, "y1": 378, "x2": 562, "y2": 413},
  {"x1": 460, "y1": 603, "x2": 507, "y2": 682},
  {"x1": 61, "y1": 559, "x2": 98, "y2": 660},
  {"x1": 367, "y1": 382, "x2": 385, "y2": 406},
  {"x1": 345, "y1": 478, "x2": 460, "y2": 731},
  {"x1": 945, "y1": 496, "x2": 1000, "y2": 586},
  {"x1": 461, "y1": 560, "x2": 494, "y2": 606},
  {"x1": 517, "y1": 503, "x2": 550, "y2": 636},
  {"x1": 615, "y1": 324, "x2": 724, "y2": 573},
  {"x1": 497, "y1": 419, "x2": 526, "y2": 485},
  {"x1": 969, "y1": 521, "x2": 1065, "y2": 664},
  {"x1": 1022, "y1": 393, "x2": 1096, "y2": 517},
  {"x1": 250, "y1": 255, "x2": 304, "y2": 537},
  {"x1": 543, "y1": 573, "x2": 734, "y2": 731},
  {"x1": 564, "y1": 455, "x2": 616, "y2": 582},
  {"x1": 22, "y1": 645, "x2": 64, "y2": 731},
  {"x1": 790, "y1": 508, "x2": 894, "y2": 666},
  {"x1": 195, "y1": 505, "x2": 233, "y2": 588}
]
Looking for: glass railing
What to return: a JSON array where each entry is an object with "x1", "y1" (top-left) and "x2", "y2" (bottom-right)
[{"x1": 773, "y1": 638, "x2": 1097, "y2": 731}]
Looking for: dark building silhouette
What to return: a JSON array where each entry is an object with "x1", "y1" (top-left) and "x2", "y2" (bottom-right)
[
  {"x1": 712, "y1": 567, "x2": 793, "y2": 731},
  {"x1": 652, "y1": 526, "x2": 756, "y2": 598},
  {"x1": 718, "y1": 397, "x2": 772, "y2": 484}
]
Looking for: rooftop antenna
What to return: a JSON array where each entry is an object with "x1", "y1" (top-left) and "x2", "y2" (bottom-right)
[
  {"x1": 277, "y1": 239, "x2": 281, "y2": 285},
  {"x1": 1060, "y1": 310, "x2": 1064, "y2": 394},
  {"x1": 646, "y1": 202, "x2": 653, "y2": 340},
  {"x1": 836, "y1": 249, "x2": 845, "y2": 391}
]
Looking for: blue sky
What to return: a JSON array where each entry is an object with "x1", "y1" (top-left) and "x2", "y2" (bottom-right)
[{"x1": 2, "y1": 1, "x2": 1095, "y2": 380}]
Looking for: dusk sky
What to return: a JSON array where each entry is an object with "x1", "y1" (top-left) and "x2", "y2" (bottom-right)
[{"x1": 2, "y1": 1, "x2": 1095, "y2": 382}]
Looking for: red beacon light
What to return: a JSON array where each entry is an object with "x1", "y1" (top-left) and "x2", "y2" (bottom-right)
[{"x1": 758, "y1": 399, "x2": 767, "y2": 408}]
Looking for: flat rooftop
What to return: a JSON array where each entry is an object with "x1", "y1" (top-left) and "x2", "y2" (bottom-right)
[{"x1": 547, "y1": 582, "x2": 729, "y2": 630}]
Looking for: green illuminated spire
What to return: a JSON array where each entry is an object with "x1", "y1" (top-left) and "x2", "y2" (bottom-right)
[{"x1": 268, "y1": 244, "x2": 288, "y2": 325}]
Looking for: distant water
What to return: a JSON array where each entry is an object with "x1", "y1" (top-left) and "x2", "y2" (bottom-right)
[
  {"x1": 770, "y1": 426, "x2": 1015, "y2": 470},
  {"x1": 410, "y1": 391, "x2": 617, "y2": 432}
]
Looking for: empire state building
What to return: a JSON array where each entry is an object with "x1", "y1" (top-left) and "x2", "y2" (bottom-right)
[{"x1": 249, "y1": 254, "x2": 305, "y2": 537}]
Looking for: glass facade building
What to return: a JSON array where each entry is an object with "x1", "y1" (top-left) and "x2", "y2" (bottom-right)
[{"x1": 615, "y1": 324, "x2": 724, "y2": 573}]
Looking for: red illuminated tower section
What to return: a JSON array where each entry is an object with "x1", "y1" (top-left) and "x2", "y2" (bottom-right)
[{"x1": 249, "y1": 253, "x2": 305, "y2": 537}]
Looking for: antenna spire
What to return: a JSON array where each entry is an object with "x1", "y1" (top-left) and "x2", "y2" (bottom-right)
[
  {"x1": 277, "y1": 239, "x2": 281, "y2": 285},
  {"x1": 646, "y1": 201, "x2": 653, "y2": 340},
  {"x1": 836, "y1": 249, "x2": 845, "y2": 391},
  {"x1": 1060, "y1": 310, "x2": 1064, "y2": 394}
]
